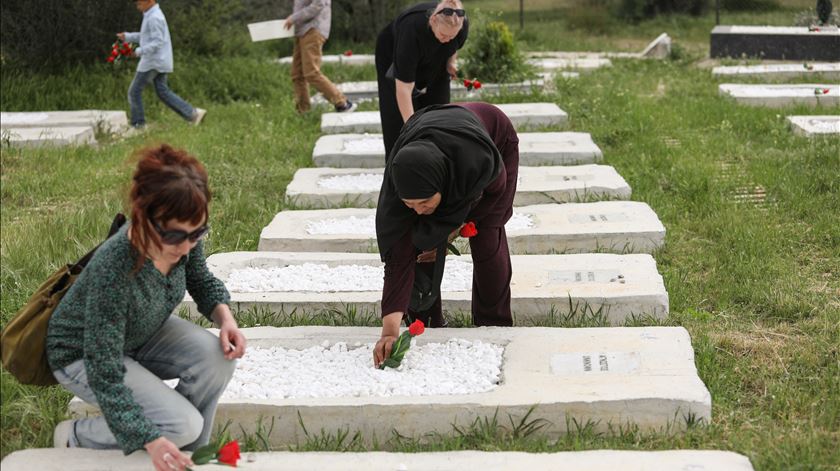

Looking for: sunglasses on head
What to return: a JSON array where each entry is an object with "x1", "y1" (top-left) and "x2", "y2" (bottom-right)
[
  {"x1": 153, "y1": 221, "x2": 210, "y2": 245},
  {"x1": 437, "y1": 7, "x2": 466, "y2": 17}
]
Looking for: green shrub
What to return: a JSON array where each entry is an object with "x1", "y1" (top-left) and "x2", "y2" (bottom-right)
[{"x1": 461, "y1": 19, "x2": 533, "y2": 83}]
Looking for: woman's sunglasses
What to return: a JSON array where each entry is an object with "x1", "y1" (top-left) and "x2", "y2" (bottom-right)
[
  {"x1": 153, "y1": 221, "x2": 210, "y2": 245},
  {"x1": 437, "y1": 7, "x2": 466, "y2": 17}
]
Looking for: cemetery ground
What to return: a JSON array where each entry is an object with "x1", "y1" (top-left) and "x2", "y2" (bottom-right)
[{"x1": 1, "y1": 3, "x2": 838, "y2": 469}]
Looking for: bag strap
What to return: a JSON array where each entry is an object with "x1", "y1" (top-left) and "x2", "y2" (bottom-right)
[{"x1": 50, "y1": 214, "x2": 127, "y2": 296}]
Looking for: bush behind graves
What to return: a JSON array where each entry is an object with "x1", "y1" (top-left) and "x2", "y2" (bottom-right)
[{"x1": 460, "y1": 19, "x2": 533, "y2": 83}]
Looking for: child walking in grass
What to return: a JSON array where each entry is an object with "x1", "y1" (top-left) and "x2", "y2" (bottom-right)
[{"x1": 118, "y1": 0, "x2": 206, "y2": 129}]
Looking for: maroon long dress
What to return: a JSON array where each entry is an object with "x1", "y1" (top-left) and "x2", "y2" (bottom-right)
[{"x1": 380, "y1": 102, "x2": 519, "y2": 326}]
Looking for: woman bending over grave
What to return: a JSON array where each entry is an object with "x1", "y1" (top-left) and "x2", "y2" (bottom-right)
[
  {"x1": 46, "y1": 144, "x2": 246, "y2": 471},
  {"x1": 373, "y1": 102, "x2": 519, "y2": 368},
  {"x1": 375, "y1": 0, "x2": 469, "y2": 157}
]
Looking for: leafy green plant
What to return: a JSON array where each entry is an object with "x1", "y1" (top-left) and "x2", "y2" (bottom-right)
[{"x1": 461, "y1": 19, "x2": 533, "y2": 83}]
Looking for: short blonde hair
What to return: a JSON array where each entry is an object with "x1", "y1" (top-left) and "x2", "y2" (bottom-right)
[{"x1": 430, "y1": 0, "x2": 465, "y2": 31}]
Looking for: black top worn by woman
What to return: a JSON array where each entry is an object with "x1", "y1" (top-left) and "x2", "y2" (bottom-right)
[{"x1": 375, "y1": 2, "x2": 469, "y2": 157}]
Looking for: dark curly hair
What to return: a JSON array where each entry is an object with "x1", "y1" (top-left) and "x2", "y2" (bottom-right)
[{"x1": 128, "y1": 144, "x2": 210, "y2": 271}]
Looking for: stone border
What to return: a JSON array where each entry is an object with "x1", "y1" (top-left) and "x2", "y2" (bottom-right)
[
  {"x1": 0, "y1": 449, "x2": 754, "y2": 471},
  {"x1": 185, "y1": 251, "x2": 669, "y2": 323},
  {"x1": 1, "y1": 126, "x2": 96, "y2": 148},
  {"x1": 718, "y1": 84, "x2": 840, "y2": 107},
  {"x1": 787, "y1": 115, "x2": 840, "y2": 137}
]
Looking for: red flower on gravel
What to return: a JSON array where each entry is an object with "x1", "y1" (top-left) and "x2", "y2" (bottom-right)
[
  {"x1": 459, "y1": 221, "x2": 478, "y2": 238},
  {"x1": 217, "y1": 440, "x2": 240, "y2": 467},
  {"x1": 823, "y1": 88, "x2": 830, "y2": 94},
  {"x1": 408, "y1": 319, "x2": 425, "y2": 336}
]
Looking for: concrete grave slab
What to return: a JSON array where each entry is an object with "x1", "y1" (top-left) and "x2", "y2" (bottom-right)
[
  {"x1": 0, "y1": 449, "x2": 755, "y2": 471},
  {"x1": 0, "y1": 110, "x2": 128, "y2": 133},
  {"x1": 69, "y1": 326, "x2": 706, "y2": 446},
  {"x1": 311, "y1": 132, "x2": 603, "y2": 168},
  {"x1": 321, "y1": 103, "x2": 568, "y2": 134},
  {"x1": 712, "y1": 62, "x2": 840, "y2": 80},
  {"x1": 529, "y1": 57, "x2": 612, "y2": 72},
  {"x1": 259, "y1": 202, "x2": 664, "y2": 254},
  {"x1": 718, "y1": 83, "x2": 840, "y2": 107},
  {"x1": 710, "y1": 25, "x2": 840, "y2": 61},
  {"x1": 276, "y1": 53, "x2": 375, "y2": 66},
  {"x1": 525, "y1": 34, "x2": 671, "y2": 61},
  {"x1": 313, "y1": 80, "x2": 548, "y2": 105},
  {"x1": 185, "y1": 251, "x2": 668, "y2": 322},
  {"x1": 1, "y1": 126, "x2": 95, "y2": 148},
  {"x1": 285, "y1": 165, "x2": 630, "y2": 208},
  {"x1": 787, "y1": 115, "x2": 840, "y2": 136}
]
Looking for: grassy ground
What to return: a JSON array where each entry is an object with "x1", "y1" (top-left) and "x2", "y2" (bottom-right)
[{"x1": 1, "y1": 1, "x2": 839, "y2": 469}]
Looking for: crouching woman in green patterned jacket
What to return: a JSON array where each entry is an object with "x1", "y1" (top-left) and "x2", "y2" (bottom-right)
[{"x1": 46, "y1": 144, "x2": 247, "y2": 471}]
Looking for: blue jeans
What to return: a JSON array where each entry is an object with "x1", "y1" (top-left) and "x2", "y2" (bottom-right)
[
  {"x1": 52, "y1": 316, "x2": 235, "y2": 451},
  {"x1": 128, "y1": 70, "x2": 195, "y2": 127}
]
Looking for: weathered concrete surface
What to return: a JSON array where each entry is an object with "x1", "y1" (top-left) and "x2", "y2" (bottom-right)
[
  {"x1": 719, "y1": 83, "x2": 840, "y2": 107},
  {"x1": 528, "y1": 57, "x2": 612, "y2": 72},
  {"x1": 312, "y1": 132, "x2": 603, "y2": 168},
  {"x1": 286, "y1": 165, "x2": 630, "y2": 208},
  {"x1": 313, "y1": 80, "x2": 549, "y2": 104},
  {"x1": 1, "y1": 126, "x2": 96, "y2": 148},
  {"x1": 712, "y1": 62, "x2": 840, "y2": 80},
  {"x1": 787, "y1": 115, "x2": 840, "y2": 136},
  {"x1": 277, "y1": 53, "x2": 375, "y2": 66},
  {"x1": 183, "y1": 252, "x2": 668, "y2": 322},
  {"x1": 525, "y1": 33, "x2": 671, "y2": 60},
  {"x1": 69, "y1": 326, "x2": 708, "y2": 447},
  {"x1": 1, "y1": 449, "x2": 754, "y2": 471},
  {"x1": 259, "y1": 202, "x2": 665, "y2": 254},
  {"x1": 0, "y1": 110, "x2": 128, "y2": 133},
  {"x1": 321, "y1": 103, "x2": 568, "y2": 134}
]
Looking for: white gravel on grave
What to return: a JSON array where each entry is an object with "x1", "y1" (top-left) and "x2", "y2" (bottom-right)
[
  {"x1": 305, "y1": 212, "x2": 534, "y2": 235},
  {"x1": 1, "y1": 112, "x2": 49, "y2": 124},
  {"x1": 318, "y1": 173, "x2": 383, "y2": 191},
  {"x1": 316, "y1": 172, "x2": 525, "y2": 193},
  {"x1": 342, "y1": 136, "x2": 384, "y2": 153},
  {"x1": 225, "y1": 259, "x2": 475, "y2": 292},
  {"x1": 221, "y1": 338, "x2": 504, "y2": 399}
]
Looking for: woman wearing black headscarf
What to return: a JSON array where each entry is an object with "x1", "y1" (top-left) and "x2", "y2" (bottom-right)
[
  {"x1": 373, "y1": 102, "x2": 519, "y2": 368},
  {"x1": 375, "y1": 0, "x2": 469, "y2": 158}
]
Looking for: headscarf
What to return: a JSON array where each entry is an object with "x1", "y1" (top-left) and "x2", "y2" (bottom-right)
[{"x1": 376, "y1": 104, "x2": 503, "y2": 259}]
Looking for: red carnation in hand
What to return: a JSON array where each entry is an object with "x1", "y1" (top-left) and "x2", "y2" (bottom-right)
[
  {"x1": 459, "y1": 221, "x2": 478, "y2": 238},
  {"x1": 463, "y1": 79, "x2": 472, "y2": 88},
  {"x1": 408, "y1": 319, "x2": 425, "y2": 336},
  {"x1": 217, "y1": 440, "x2": 241, "y2": 467},
  {"x1": 472, "y1": 80, "x2": 482, "y2": 90}
]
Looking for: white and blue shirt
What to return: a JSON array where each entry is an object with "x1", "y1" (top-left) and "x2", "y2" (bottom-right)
[{"x1": 125, "y1": 4, "x2": 174, "y2": 73}]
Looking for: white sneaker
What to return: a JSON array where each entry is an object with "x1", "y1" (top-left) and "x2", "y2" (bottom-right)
[
  {"x1": 53, "y1": 419, "x2": 75, "y2": 448},
  {"x1": 191, "y1": 108, "x2": 207, "y2": 126}
]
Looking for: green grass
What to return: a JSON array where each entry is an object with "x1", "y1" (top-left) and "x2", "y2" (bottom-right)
[{"x1": 2, "y1": 1, "x2": 839, "y2": 469}]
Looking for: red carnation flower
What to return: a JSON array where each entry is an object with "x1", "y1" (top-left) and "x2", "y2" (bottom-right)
[
  {"x1": 472, "y1": 80, "x2": 482, "y2": 90},
  {"x1": 823, "y1": 88, "x2": 830, "y2": 94},
  {"x1": 344, "y1": 49, "x2": 353, "y2": 56},
  {"x1": 408, "y1": 319, "x2": 425, "y2": 336},
  {"x1": 463, "y1": 79, "x2": 472, "y2": 88},
  {"x1": 459, "y1": 221, "x2": 478, "y2": 238},
  {"x1": 106, "y1": 56, "x2": 115, "y2": 63},
  {"x1": 217, "y1": 440, "x2": 240, "y2": 467}
]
